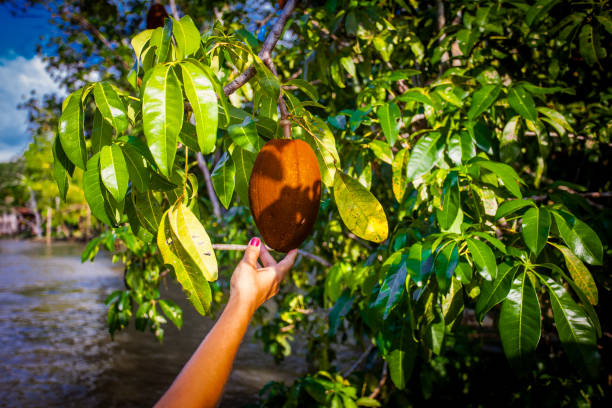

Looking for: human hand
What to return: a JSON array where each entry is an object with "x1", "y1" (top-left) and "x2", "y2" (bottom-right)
[{"x1": 229, "y1": 237, "x2": 298, "y2": 314}]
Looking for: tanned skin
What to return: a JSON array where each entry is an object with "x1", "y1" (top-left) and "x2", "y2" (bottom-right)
[{"x1": 155, "y1": 237, "x2": 298, "y2": 408}]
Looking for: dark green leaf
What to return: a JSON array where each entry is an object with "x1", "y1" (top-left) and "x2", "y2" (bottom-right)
[
  {"x1": 507, "y1": 86, "x2": 537, "y2": 122},
  {"x1": 121, "y1": 143, "x2": 149, "y2": 193},
  {"x1": 473, "y1": 159, "x2": 523, "y2": 198},
  {"x1": 100, "y1": 144, "x2": 129, "y2": 203},
  {"x1": 467, "y1": 84, "x2": 501, "y2": 121},
  {"x1": 521, "y1": 207, "x2": 551, "y2": 257},
  {"x1": 211, "y1": 152, "x2": 235, "y2": 209},
  {"x1": 466, "y1": 238, "x2": 497, "y2": 280},
  {"x1": 434, "y1": 242, "x2": 459, "y2": 293},
  {"x1": 377, "y1": 102, "x2": 401, "y2": 146},
  {"x1": 83, "y1": 153, "x2": 114, "y2": 227},
  {"x1": 58, "y1": 89, "x2": 87, "y2": 169},
  {"x1": 543, "y1": 277, "x2": 599, "y2": 378},
  {"x1": 495, "y1": 198, "x2": 535, "y2": 220},
  {"x1": 578, "y1": 24, "x2": 598, "y2": 66},
  {"x1": 228, "y1": 117, "x2": 264, "y2": 154},
  {"x1": 374, "y1": 251, "x2": 409, "y2": 319},
  {"x1": 328, "y1": 289, "x2": 353, "y2": 337},
  {"x1": 499, "y1": 272, "x2": 541, "y2": 369},
  {"x1": 159, "y1": 299, "x2": 183, "y2": 329},
  {"x1": 229, "y1": 144, "x2": 256, "y2": 205},
  {"x1": 436, "y1": 171, "x2": 460, "y2": 230},
  {"x1": 406, "y1": 132, "x2": 443, "y2": 181},
  {"x1": 91, "y1": 109, "x2": 113, "y2": 154},
  {"x1": 476, "y1": 263, "x2": 517, "y2": 321},
  {"x1": 552, "y1": 210, "x2": 603, "y2": 265}
]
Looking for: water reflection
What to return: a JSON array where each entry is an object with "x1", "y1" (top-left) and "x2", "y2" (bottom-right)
[{"x1": 0, "y1": 240, "x2": 304, "y2": 407}]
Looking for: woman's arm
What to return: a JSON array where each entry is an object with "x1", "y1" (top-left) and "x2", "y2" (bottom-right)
[{"x1": 155, "y1": 238, "x2": 297, "y2": 408}]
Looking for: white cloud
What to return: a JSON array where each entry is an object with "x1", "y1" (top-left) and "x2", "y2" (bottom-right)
[{"x1": 0, "y1": 55, "x2": 65, "y2": 162}]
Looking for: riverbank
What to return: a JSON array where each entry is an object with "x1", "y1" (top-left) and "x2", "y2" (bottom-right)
[{"x1": 0, "y1": 239, "x2": 306, "y2": 407}]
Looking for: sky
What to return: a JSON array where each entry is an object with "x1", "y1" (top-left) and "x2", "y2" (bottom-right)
[{"x1": 0, "y1": 3, "x2": 63, "y2": 162}]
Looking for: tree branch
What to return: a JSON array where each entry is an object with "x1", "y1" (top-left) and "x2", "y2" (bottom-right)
[
  {"x1": 368, "y1": 361, "x2": 388, "y2": 399},
  {"x1": 222, "y1": 0, "x2": 297, "y2": 97},
  {"x1": 343, "y1": 343, "x2": 375, "y2": 377},
  {"x1": 212, "y1": 244, "x2": 331, "y2": 267},
  {"x1": 196, "y1": 152, "x2": 223, "y2": 219}
]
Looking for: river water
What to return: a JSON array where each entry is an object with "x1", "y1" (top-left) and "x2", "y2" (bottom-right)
[{"x1": 0, "y1": 239, "x2": 305, "y2": 407}]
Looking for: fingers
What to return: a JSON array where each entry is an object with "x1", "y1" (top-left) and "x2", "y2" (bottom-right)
[
  {"x1": 241, "y1": 237, "x2": 261, "y2": 268},
  {"x1": 276, "y1": 249, "x2": 298, "y2": 280},
  {"x1": 259, "y1": 244, "x2": 277, "y2": 267}
]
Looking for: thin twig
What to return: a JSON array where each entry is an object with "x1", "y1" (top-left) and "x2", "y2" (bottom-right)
[
  {"x1": 196, "y1": 153, "x2": 223, "y2": 219},
  {"x1": 222, "y1": 0, "x2": 297, "y2": 97},
  {"x1": 212, "y1": 244, "x2": 331, "y2": 267},
  {"x1": 368, "y1": 361, "x2": 388, "y2": 399},
  {"x1": 343, "y1": 343, "x2": 375, "y2": 377},
  {"x1": 168, "y1": 0, "x2": 179, "y2": 20}
]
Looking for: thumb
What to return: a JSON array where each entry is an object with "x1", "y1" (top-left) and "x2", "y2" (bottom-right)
[{"x1": 241, "y1": 237, "x2": 261, "y2": 267}]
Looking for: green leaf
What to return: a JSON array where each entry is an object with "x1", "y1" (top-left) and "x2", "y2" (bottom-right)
[
  {"x1": 377, "y1": 102, "x2": 401, "y2": 146},
  {"x1": 158, "y1": 299, "x2": 183, "y2": 329},
  {"x1": 328, "y1": 289, "x2": 353, "y2": 337},
  {"x1": 151, "y1": 19, "x2": 172, "y2": 63},
  {"x1": 467, "y1": 84, "x2": 502, "y2": 121},
  {"x1": 436, "y1": 171, "x2": 460, "y2": 230},
  {"x1": 143, "y1": 64, "x2": 183, "y2": 176},
  {"x1": 473, "y1": 159, "x2": 523, "y2": 198},
  {"x1": 392, "y1": 148, "x2": 409, "y2": 203},
  {"x1": 578, "y1": 24, "x2": 598, "y2": 66},
  {"x1": 499, "y1": 272, "x2": 541, "y2": 369},
  {"x1": 507, "y1": 86, "x2": 537, "y2": 122},
  {"x1": 58, "y1": 89, "x2": 87, "y2": 169},
  {"x1": 91, "y1": 110, "x2": 113, "y2": 154},
  {"x1": 181, "y1": 60, "x2": 218, "y2": 154},
  {"x1": 495, "y1": 198, "x2": 535, "y2": 220},
  {"x1": 229, "y1": 144, "x2": 256, "y2": 205},
  {"x1": 211, "y1": 152, "x2": 235, "y2": 209},
  {"x1": 121, "y1": 143, "x2": 149, "y2": 193},
  {"x1": 475, "y1": 263, "x2": 517, "y2": 321},
  {"x1": 537, "y1": 107, "x2": 574, "y2": 133},
  {"x1": 551, "y1": 210, "x2": 603, "y2": 265},
  {"x1": 131, "y1": 190, "x2": 162, "y2": 234},
  {"x1": 93, "y1": 82, "x2": 128, "y2": 134},
  {"x1": 406, "y1": 132, "x2": 443, "y2": 181},
  {"x1": 333, "y1": 171, "x2": 388, "y2": 243},
  {"x1": 171, "y1": 15, "x2": 201, "y2": 58},
  {"x1": 100, "y1": 144, "x2": 129, "y2": 204},
  {"x1": 596, "y1": 14, "x2": 612, "y2": 35},
  {"x1": 550, "y1": 243, "x2": 598, "y2": 305},
  {"x1": 374, "y1": 251, "x2": 409, "y2": 319},
  {"x1": 369, "y1": 140, "x2": 393, "y2": 165},
  {"x1": 526, "y1": 0, "x2": 559, "y2": 26},
  {"x1": 455, "y1": 262, "x2": 472, "y2": 284},
  {"x1": 542, "y1": 277, "x2": 599, "y2": 378},
  {"x1": 285, "y1": 78, "x2": 319, "y2": 101},
  {"x1": 355, "y1": 397, "x2": 381, "y2": 407},
  {"x1": 386, "y1": 314, "x2": 417, "y2": 390},
  {"x1": 83, "y1": 153, "x2": 114, "y2": 227},
  {"x1": 405, "y1": 242, "x2": 434, "y2": 282},
  {"x1": 158, "y1": 210, "x2": 211, "y2": 315},
  {"x1": 434, "y1": 242, "x2": 459, "y2": 293},
  {"x1": 466, "y1": 238, "x2": 497, "y2": 280},
  {"x1": 228, "y1": 117, "x2": 264, "y2": 154},
  {"x1": 521, "y1": 207, "x2": 551, "y2": 257},
  {"x1": 397, "y1": 90, "x2": 438, "y2": 108}
]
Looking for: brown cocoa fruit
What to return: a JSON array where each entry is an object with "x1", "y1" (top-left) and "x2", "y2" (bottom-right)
[
  {"x1": 248, "y1": 139, "x2": 321, "y2": 252},
  {"x1": 146, "y1": 4, "x2": 169, "y2": 29},
  {"x1": 278, "y1": 0, "x2": 287, "y2": 8}
]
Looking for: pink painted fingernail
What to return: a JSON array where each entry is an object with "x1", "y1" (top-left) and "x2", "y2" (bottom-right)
[{"x1": 249, "y1": 237, "x2": 260, "y2": 247}]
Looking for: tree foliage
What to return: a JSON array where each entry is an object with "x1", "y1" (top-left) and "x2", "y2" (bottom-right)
[{"x1": 8, "y1": 0, "x2": 611, "y2": 405}]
